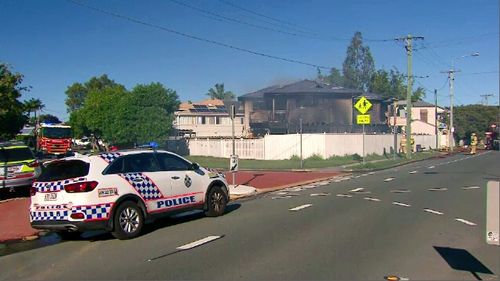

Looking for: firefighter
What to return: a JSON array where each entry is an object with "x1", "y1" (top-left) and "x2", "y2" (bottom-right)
[{"x1": 470, "y1": 133, "x2": 478, "y2": 155}]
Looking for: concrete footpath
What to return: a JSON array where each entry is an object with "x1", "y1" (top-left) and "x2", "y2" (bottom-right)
[{"x1": 0, "y1": 170, "x2": 342, "y2": 243}]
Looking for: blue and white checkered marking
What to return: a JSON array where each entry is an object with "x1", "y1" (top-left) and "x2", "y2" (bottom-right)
[
  {"x1": 120, "y1": 173, "x2": 163, "y2": 200},
  {"x1": 72, "y1": 203, "x2": 112, "y2": 220},
  {"x1": 34, "y1": 177, "x2": 86, "y2": 193},
  {"x1": 30, "y1": 210, "x2": 69, "y2": 221},
  {"x1": 99, "y1": 152, "x2": 122, "y2": 163}
]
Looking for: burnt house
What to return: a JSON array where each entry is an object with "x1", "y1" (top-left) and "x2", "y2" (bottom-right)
[{"x1": 238, "y1": 80, "x2": 390, "y2": 136}]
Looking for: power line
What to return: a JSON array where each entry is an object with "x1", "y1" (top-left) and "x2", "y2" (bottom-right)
[
  {"x1": 217, "y1": 0, "x2": 393, "y2": 43},
  {"x1": 66, "y1": 0, "x2": 332, "y2": 69},
  {"x1": 168, "y1": 0, "x2": 324, "y2": 41},
  {"x1": 415, "y1": 32, "x2": 499, "y2": 50},
  {"x1": 457, "y1": 71, "x2": 499, "y2": 76}
]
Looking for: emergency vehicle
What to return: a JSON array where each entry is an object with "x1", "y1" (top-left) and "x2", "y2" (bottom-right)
[
  {"x1": 29, "y1": 149, "x2": 229, "y2": 240},
  {"x1": 1, "y1": 141, "x2": 41, "y2": 192},
  {"x1": 37, "y1": 123, "x2": 72, "y2": 156}
]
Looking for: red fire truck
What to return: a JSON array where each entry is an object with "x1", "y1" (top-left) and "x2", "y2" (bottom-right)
[{"x1": 36, "y1": 123, "x2": 73, "y2": 156}]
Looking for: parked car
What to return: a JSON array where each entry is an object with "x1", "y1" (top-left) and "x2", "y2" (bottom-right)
[
  {"x1": 73, "y1": 137, "x2": 90, "y2": 147},
  {"x1": 1, "y1": 141, "x2": 41, "y2": 193},
  {"x1": 30, "y1": 149, "x2": 229, "y2": 239}
]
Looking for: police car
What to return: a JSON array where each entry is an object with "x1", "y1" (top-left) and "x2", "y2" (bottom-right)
[
  {"x1": 30, "y1": 149, "x2": 229, "y2": 240},
  {"x1": 1, "y1": 141, "x2": 41, "y2": 193}
]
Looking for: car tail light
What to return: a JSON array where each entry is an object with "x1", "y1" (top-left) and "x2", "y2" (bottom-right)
[
  {"x1": 30, "y1": 186, "x2": 37, "y2": 196},
  {"x1": 64, "y1": 181, "x2": 99, "y2": 193}
]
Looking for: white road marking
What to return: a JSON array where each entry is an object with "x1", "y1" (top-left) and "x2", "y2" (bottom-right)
[
  {"x1": 176, "y1": 236, "x2": 223, "y2": 250},
  {"x1": 392, "y1": 202, "x2": 411, "y2": 207},
  {"x1": 423, "y1": 208, "x2": 444, "y2": 215},
  {"x1": 361, "y1": 173, "x2": 369, "y2": 177},
  {"x1": 316, "y1": 181, "x2": 330, "y2": 186},
  {"x1": 289, "y1": 204, "x2": 313, "y2": 211},
  {"x1": 462, "y1": 186, "x2": 480, "y2": 190},
  {"x1": 390, "y1": 189, "x2": 411, "y2": 193},
  {"x1": 349, "y1": 188, "x2": 365, "y2": 193},
  {"x1": 455, "y1": 218, "x2": 477, "y2": 226},
  {"x1": 384, "y1": 177, "x2": 395, "y2": 182},
  {"x1": 364, "y1": 197, "x2": 381, "y2": 202},
  {"x1": 300, "y1": 184, "x2": 317, "y2": 189},
  {"x1": 274, "y1": 191, "x2": 289, "y2": 195},
  {"x1": 336, "y1": 194, "x2": 353, "y2": 198},
  {"x1": 428, "y1": 166, "x2": 435, "y2": 169},
  {"x1": 368, "y1": 172, "x2": 375, "y2": 175},
  {"x1": 310, "y1": 193, "x2": 330, "y2": 197},
  {"x1": 428, "y1": 187, "x2": 448, "y2": 192},
  {"x1": 409, "y1": 170, "x2": 418, "y2": 174},
  {"x1": 334, "y1": 179, "x2": 342, "y2": 183},
  {"x1": 271, "y1": 196, "x2": 292, "y2": 199}
]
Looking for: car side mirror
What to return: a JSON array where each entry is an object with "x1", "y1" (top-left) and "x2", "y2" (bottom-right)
[{"x1": 191, "y1": 162, "x2": 200, "y2": 171}]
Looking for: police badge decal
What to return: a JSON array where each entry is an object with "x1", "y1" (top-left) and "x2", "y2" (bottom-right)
[{"x1": 184, "y1": 175, "x2": 192, "y2": 187}]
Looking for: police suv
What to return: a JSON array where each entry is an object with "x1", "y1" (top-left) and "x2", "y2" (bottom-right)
[{"x1": 30, "y1": 149, "x2": 229, "y2": 240}]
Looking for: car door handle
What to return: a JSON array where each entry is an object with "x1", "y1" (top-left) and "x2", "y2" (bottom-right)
[
  {"x1": 171, "y1": 176, "x2": 180, "y2": 180},
  {"x1": 132, "y1": 178, "x2": 144, "y2": 183}
]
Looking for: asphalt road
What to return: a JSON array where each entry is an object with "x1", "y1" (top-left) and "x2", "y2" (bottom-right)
[{"x1": 1, "y1": 151, "x2": 499, "y2": 280}]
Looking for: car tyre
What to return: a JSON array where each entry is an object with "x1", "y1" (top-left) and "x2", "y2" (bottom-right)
[
  {"x1": 111, "y1": 201, "x2": 144, "y2": 240},
  {"x1": 205, "y1": 186, "x2": 227, "y2": 217}
]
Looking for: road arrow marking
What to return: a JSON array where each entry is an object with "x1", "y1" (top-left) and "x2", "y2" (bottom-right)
[
  {"x1": 428, "y1": 187, "x2": 448, "y2": 192},
  {"x1": 310, "y1": 193, "x2": 330, "y2": 197},
  {"x1": 392, "y1": 202, "x2": 411, "y2": 207},
  {"x1": 409, "y1": 170, "x2": 418, "y2": 174},
  {"x1": 176, "y1": 235, "x2": 223, "y2": 250},
  {"x1": 455, "y1": 218, "x2": 477, "y2": 226},
  {"x1": 390, "y1": 189, "x2": 411, "y2": 193},
  {"x1": 336, "y1": 194, "x2": 353, "y2": 198},
  {"x1": 423, "y1": 208, "x2": 444, "y2": 215},
  {"x1": 384, "y1": 177, "x2": 395, "y2": 182},
  {"x1": 289, "y1": 204, "x2": 313, "y2": 211},
  {"x1": 462, "y1": 186, "x2": 480, "y2": 190},
  {"x1": 364, "y1": 197, "x2": 381, "y2": 202}
]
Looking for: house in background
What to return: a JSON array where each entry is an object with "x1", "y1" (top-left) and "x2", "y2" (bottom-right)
[
  {"x1": 173, "y1": 99, "x2": 245, "y2": 138},
  {"x1": 238, "y1": 79, "x2": 390, "y2": 137},
  {"x1": 388, "y1": 100, "x2": 448, "y2": 147}
]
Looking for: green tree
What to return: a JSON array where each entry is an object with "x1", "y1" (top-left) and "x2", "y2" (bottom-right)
[
  {"x1": 370, "y1": 68, "x2": 425, "y2": 101},
  {"x1": 342, "y1": 31, "x2": 375, "y2": 91},
  {"x1": 207, "y1": 83, "x2": 235, "y2": 100},
  {"x1": 319, "y1": 67, "x2": 344, "y2": 86},
  {"x1": 23, "y1": 98, "x2": 45, "y2": 125},
  {"x1": 0, "y1": 63, "x2": 28, "y2": 140},
  {"x1": 65, "y1": 74, "x2": 125, "y2": 113},
  {"x1": 454, "y1": 105, "x2": 498, "y2": 143}
]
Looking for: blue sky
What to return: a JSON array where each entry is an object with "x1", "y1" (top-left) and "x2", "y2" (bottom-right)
[{"x1": 1, "y1": 0, "x2": 498, "y2": 121}]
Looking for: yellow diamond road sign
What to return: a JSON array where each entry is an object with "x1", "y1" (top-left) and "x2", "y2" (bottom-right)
[
  {"x1": 357, "y1": 114, "x2": 371, "y2": 125},
  {"x1": 354, "y1": 96, "x2": 372, "y2": 114}
]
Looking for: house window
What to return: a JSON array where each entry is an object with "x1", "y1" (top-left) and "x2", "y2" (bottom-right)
[
  {"x1": 215, "y1": 116, "x2": 221, "y2": 124},
  {"x1": 197, "y1": 116, "x2": 206, "y2": 124},
  {"x1": 420, "y1": 109, "x2": 428, "y2": 123}
]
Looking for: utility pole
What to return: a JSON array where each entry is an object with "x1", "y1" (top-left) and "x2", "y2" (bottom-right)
[
  {"x1": 395, "y1": 35, "x2": 424, "y2": 159},
  {"x1": 480, "y1": 94, "x2": 494, "y2": 105},
  {"x1": 441, "y1": 52, "x2": 479, "y2": 153},
  {"x1": 435, "y1": 89, "x2": 438, "y2": 150},
  {"x1": 393, "y1": 98, "x2": 398, "y2": 160}
]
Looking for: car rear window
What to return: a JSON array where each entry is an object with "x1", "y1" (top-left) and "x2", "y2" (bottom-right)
[
  {"x1": 0, "y1": 147, "x2": 34, "y2": 163},
  {"x1": 38, "y1": 160, "x2": 90, "y2": 182}
]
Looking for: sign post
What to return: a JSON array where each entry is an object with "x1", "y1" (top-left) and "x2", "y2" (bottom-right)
[{"x1": 354, "y1": 96, "x2": 373, "y2": 165}]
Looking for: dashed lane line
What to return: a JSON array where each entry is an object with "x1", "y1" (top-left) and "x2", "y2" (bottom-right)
[
  {"x1": 390, "y1": 189, "x2": 411, "y2": 193},
  {"x1": 349, "y1": 187, "x2": 365, "y2": 193},
  {"x1": 428, "y1": 187, "x2": 448, "y2": 192},
  {"x1": 462, "y1": 186, "x2": 481, "y2": 190},
  {"x1": 176, "y1": 235, "x2": 224, "y2": 250},
  {"x1": 423, "y1": 208, "x2": 444, "y2": 215},
  {"x1": 392, "y1": 202, "x2": 411, "y2": 207},
  {"x1": 272, "y1": 196, "x2": 292, "y2": 200},
  {"x1": 409, "y1": 170, "x2": 418, "y2": 174},
  {"x1": 364, "y1": 197, "x2": 381, "y2": 202},
  {"x1": 428, "y1": 166, "x2": 435, "y2": 169},
  {"x1": 455, "y1": 218, "x2": 477, "y2": 226},
  {"x1": 336, "y1": 194, "x2": 353, "y2": 198},
  {"x1": 310, "y1": 193, "x2": 330, "y2": 197},
  {"x1": 289, "y1": 204, "x2": 313, "y2": 211},
  {"x1": 384, "y1": 177, "x2": 395, "y2": 182}
]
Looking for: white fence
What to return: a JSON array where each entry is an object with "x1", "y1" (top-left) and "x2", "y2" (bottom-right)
[{"x1": 187, "y1": 134, "x2": 437, "y2": 160}]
